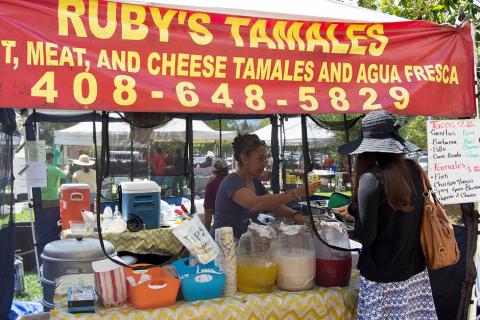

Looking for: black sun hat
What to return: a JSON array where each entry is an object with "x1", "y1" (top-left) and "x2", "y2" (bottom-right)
[{"x1": 338, "y1": 110, "x2": 421, "y2": 155}]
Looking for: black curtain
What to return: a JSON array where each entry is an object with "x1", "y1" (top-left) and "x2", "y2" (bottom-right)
[{"x1": 0, "y1": 108, "x2": 16, "y2": 320}]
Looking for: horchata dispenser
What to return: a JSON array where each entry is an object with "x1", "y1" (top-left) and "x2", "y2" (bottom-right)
[
  {"x1": 236, "y1": 222, "x2": 277, "y2": 293},
  {"x1": 314, "y1": 221, "x2": 352, "y2": 287},
  {"x1": 275, "y1": 223, "x2": 316, "y2": 291}
]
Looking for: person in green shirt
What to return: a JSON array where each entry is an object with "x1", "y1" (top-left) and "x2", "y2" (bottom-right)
[
  {"x1": 36, "y1": 152, "x2": 68, "y2": 259},
  {"x1": 41, "y1": 152, "x2": 68, "y2": 202}
]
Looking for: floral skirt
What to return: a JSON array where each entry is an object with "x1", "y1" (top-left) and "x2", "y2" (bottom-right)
[{"x1": 357, "y1": 269, "x2": 438, "y2": 320}]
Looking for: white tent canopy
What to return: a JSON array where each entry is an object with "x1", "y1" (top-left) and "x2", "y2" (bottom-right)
[
  {"x1": 54, "y1": 118, "x2": 236, "y2": 146},
  {"x1": 118, "y1": 0, "x2": 406, "y2": 22},
  {"x1": 53, "y1": 121, "x2": 131, "y2": 146},
  {"x1": 252, "y1": 117, "x2": 335, "y2": 148},
  {"x1": 153, "y1": 118, "x2": 237, "y2": 141}
]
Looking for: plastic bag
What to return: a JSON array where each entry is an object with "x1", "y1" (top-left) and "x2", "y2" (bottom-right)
[{"x1": 172, "y1": 215, "x2": 219, "y2": 264}]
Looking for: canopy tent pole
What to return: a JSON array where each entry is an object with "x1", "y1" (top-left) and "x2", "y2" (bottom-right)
[
  {"x1": 129, "y1": 139, "x2": 134, "y2": 182},
  {"x1": 343, "y1": 114, "x2": 353, "y2": 188},
  {"x1": 218, "y1": 119, "x2": 222, "y2": 157},
  {"x1": 270, "y1": 115, "x2": 280, "y2": 194},
  {"x1": 186, "y1": 115, "x2": 195, "y2": 213}
]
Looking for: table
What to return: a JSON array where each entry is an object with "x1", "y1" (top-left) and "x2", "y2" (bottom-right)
[
  {"x1": 50, "y1": 273, "x2": 359, "y2": 320},
  {"x1": 61, "y1": 227, "x2": 183, "y2": 256}
]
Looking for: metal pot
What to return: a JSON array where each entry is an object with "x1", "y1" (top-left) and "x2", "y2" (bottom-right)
[{"x1": 40, "y1": 238, "x2": 116, "y2": 310}]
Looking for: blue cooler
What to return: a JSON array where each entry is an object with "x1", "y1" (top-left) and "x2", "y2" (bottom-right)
[
  {"x1": 172, "y1": 257, "x2": 225, "y2": 302},
  {"x1": 119, "y1": 181, "x2": 161, "y2": 231}
]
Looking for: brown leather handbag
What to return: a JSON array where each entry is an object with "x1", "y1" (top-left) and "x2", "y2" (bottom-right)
[{"x1": 418, "y1": 166, "x2": 460, "y2": 270}]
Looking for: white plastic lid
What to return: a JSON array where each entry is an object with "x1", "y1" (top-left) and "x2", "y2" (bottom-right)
[
  {"x1": 120, "y1": 180, "x2": 160, "y2": 193},
  {"x1": 60, "y1": 183, "x2": 90, "y2": 190}
]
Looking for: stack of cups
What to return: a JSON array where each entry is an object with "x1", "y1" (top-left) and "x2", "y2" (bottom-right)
[{"x1": 215, "y1": 227, "x2": 237, "y2": 295}]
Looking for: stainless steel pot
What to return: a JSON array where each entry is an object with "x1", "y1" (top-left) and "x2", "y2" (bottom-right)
[{"x1": 40, "y1": 238, "x2": 116, "y2": 310}]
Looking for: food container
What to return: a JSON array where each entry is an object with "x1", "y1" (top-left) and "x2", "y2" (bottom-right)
[
  {"x1": 119, "y1": 181, "x2": 161, "y2": 231},
  {"x1": 275, "y1": 224, "x2": 316, "y2": 291},
  {"x1": 172, "y1": 257, "x2": 225, "y2": 301},
  {"x1": 314, "y1": 221, "x2": 352, "y2": 287},
  {"x1": 124, "y1": 264, "x2": 180, "y2": 309},
  {"x1": 92, "y1": 257, "x2": 127, "y2": 307},
  {"x1": 236, "y1": 223, "x2": 277, "y2": 293}
]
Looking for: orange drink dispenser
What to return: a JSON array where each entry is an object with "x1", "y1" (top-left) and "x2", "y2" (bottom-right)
[
  {"x1": 59, "y1": 183, "x2": 90, "y2": 230},
  {"x1": 236, "y1": 223, "x2": 277, "y2": 293}
]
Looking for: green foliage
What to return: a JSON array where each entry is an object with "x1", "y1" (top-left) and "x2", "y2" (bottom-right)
[
  {"x1": 398, "y1": 116, "x2": 428, "y2": 150},
  {"x1": 357, "y1": 0, "x2": 479, "y2": 39}
]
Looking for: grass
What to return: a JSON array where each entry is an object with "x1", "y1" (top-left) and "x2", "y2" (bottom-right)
[
  {"x1": 14, "y1": 270, "x2": 42, "y2": 302},
  {"x1": 0, "y1": 209, "x2": 34, "y2": 226}
]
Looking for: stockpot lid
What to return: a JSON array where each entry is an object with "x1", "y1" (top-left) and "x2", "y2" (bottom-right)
[{"x1": 41, "y1": 238, "x2": 116, "y2": 262}]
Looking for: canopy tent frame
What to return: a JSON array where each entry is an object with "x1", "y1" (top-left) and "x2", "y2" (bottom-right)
[{"x1": 1, "y1": 0, "x2": 478, "y2": 318}]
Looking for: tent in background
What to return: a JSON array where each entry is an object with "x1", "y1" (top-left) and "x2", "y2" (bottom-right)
[
  {"x1": 54, "y1": 118, "x2": 237, "y2": 146},
  {"x1": 153, "y1": 118, "x2": 237, "y2": 141},
  {"x1": 252, "y1": 117, "x2": 335, "y2": 148}
]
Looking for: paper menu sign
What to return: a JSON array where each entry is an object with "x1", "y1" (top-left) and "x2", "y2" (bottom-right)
[
  {"x1": 25, "y1": 161, "x2": 47, "y2": 188},
  {"x1": 427, "y1": 119, "x2": 480, "y2": 204},
  {"x1": 25, "y1": 141, "x2": 46, "y2": 162}
]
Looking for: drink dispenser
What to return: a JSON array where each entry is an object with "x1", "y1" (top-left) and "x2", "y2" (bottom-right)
[
  {"x1": 236, "y1": 223, "x2": 277, "y2": 293},
  {"x1": 314, "y1": 221, "x2": 352, "y2": 287},
  {"x1": 275, "y1": 224, "x2": 316, "y2": 291}
]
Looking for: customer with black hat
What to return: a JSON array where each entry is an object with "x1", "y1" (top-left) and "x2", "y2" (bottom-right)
[{"x1": 335, "y1": 110, "x2": 437, "y2": 319}]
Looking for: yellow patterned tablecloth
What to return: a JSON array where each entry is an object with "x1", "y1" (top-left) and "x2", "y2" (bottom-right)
[
  {"x1": 61, "y1": 227, "x2": 183, "y2": 256},
  {"x1": 50, "y1": 273, "x2": 359, "y2": 320}
]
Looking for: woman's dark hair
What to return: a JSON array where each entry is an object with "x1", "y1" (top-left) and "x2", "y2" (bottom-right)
[
  {"x1": 82, "y1": 166, "x2": 90, "y2": 173},
  {"x1": 352, "y1": 152, "x2": 413, "y2": 213},
  {"x1": 232, "y1": 134, "x2": 265, "y2": 164}
]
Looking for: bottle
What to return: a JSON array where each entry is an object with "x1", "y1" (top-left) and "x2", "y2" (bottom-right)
[
  {"x1": 113, "y1": 205, "x2": 121, "y2": 219},
  {"x1": 103, "y1": 206, "x2": 113, "y2": 221}
]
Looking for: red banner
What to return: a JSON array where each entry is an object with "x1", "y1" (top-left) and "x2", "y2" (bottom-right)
[{"x1": 0, "y1": 0, "x2": 475, "y2": 116}]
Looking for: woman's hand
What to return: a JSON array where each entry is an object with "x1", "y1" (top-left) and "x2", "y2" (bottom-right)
[
  {"x1": 293, "y1": 213, "x2": 305, "y2": 225},
  {"x1": 331, "y1": 204, "x2": 354, "y2": 222},
  {"x1": 294, "y1": 181, "x2": 321, "y2": 199}
]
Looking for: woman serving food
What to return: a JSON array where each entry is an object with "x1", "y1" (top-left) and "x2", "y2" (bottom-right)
[{"x1": 211, "y1": 133, "x2": 320, "y2": 239}]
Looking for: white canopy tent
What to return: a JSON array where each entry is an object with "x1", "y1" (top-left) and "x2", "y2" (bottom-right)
[
  {"x1": 117, "y1": 0, "x2": 407, "y2": 22},
  {"x1": 252, "y1": 117, "x2": 335, "y2": 148},
  {"x1": 153, "y1": 118, "x2": 237, "y2": 141},
  {"x1": 54, "y1": 118, "x2": 237, "y2": 146}
]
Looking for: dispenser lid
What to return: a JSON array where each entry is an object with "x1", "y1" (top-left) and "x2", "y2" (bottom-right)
[
  {"x1": 120, "y1": 180, "x2": 160, "y2": 193},
  {"x1": 41, "y1": 238, "x2": 116, "y2": 262},
  {"x1": 60, "y1": 183, "x2": 90, "y2": 190}
]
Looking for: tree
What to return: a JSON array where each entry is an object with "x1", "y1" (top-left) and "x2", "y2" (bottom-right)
[{"x1": 357, "y1": 0, "x2": 479, "y2": 38}]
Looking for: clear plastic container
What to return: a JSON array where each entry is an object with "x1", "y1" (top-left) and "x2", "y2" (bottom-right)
[
  {"x1": 275, "y1": 224, "x2": 316, "y2": 291},
  {"x1": 236, "y1": 223, "x2": 277, "y2": 293},
  {"x1": 314, "y1": 221, "x2": 352, "y2": 287}
]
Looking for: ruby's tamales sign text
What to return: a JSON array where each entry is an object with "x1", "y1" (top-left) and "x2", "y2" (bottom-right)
[{"x1": 0, "y1": 0, "x2": 475, "y2": 115}]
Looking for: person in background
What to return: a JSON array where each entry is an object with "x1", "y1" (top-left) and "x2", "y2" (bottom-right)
[
  {"x1": 72, "y1": 154, "x2": 97, "y2": 202},
  {"x1": 210, "y1": 134, "x2": 320, "y2": 239},
  {"x1": 36, "y1": 151, "x2": 68, "y2": 258},
  {"x1": 322, "y1": 154, "x2": 335, "y2": 170},
  {"x1": 334, "y1": 110, "x2": 437, "y2": 319},
  {"x1": 171, "y1": 148, "x2": 185, "y2": 196},
  {"x1": 203, "y1": 158, "x2": 229, "y2": 230},
  {"x1": 152, "y1": 146, "x2": 166, "y2": 187}
]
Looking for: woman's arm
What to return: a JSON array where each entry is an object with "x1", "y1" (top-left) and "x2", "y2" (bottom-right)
[
  {"x1": 355, "y1": 173, "x2": 382, "y2": 246},
  {"x1": 231, "y1": 181, "x2": 320, "y2": 214}
]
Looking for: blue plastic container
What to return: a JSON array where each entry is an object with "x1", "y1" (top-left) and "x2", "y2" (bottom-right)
[
  {"x1": 163, "y1": 196, "x2": 191, "y2": 206},
  {"x1": 120, "y1": 181, "x2": 161, "y2": 229},
  {"x1": 172, "y1": 257, "x2": 225, "y2": 302}
]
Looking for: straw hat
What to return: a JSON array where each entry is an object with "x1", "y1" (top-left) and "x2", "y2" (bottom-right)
[
  {"x1": 338, "y1": 110, "x2": 420, "y2": 155},
  {"x1": 73, "y1": 154, "x2": 95, "y2": 166}
]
